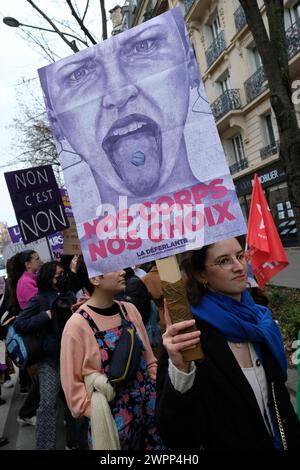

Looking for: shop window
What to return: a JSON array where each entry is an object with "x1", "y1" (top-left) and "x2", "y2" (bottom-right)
[{"x1": 268, "y1": 183, "x2": 298, "y2": 245}]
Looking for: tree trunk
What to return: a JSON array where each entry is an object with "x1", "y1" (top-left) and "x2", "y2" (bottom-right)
[
  {"x1": 240, "y1": 0, "x2": 300, "y2": 241},
  {"x1": 100, "y1": 0, "x2": 107, "y2": 40}
]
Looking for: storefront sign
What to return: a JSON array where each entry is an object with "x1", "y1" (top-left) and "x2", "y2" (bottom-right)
[{"x1": 235, "y1": 163, "x2": 286, "y2": 196}]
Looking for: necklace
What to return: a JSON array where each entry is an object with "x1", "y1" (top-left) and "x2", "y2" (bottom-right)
[{"x1": 234, "y1": 343, "x2": 243, "y2": 348}]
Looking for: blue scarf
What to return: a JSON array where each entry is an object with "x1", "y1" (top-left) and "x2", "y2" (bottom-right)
[{"x1": 192, "y1": 290, "x2": 287, "y2": 380}]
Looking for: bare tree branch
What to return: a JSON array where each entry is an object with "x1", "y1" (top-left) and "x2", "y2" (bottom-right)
[
  {"x1": 26, "y1": 0, "x2": 79, "y2": 52},
  {"x1": 66, "y1": 0, "x2": 97, "y2": 45},
  {"x1": 82, "y1": 0, "x2": 90, "y2": 23},
  {"x1": 20, "y1": 28, "x2": 60, "y2": 62},
  {"x1": 53, "y1": 18, "x2": 89, "y2": 46}
]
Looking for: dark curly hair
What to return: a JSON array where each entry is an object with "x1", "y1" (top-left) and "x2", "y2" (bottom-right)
[{"x1": 37, "y1": 261, "x2": 62, "y2": 292}]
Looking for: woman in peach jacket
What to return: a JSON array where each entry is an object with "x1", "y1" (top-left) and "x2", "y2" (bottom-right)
[{"x1": 60, "y1": 266, "x2": 164, "y2": 450}]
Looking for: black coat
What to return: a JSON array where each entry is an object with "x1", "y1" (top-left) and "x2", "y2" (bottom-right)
[
  {"x1": 15, "y1": 289, "x2": 76, "y2": 368},
  {"x1": 156, "y1": 320, "x2": 300, "y2": 451}
]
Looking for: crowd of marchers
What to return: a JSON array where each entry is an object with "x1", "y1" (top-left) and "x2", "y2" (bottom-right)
[{"x1": 0, "y1": 237, "x2": 300, "y2": 451}]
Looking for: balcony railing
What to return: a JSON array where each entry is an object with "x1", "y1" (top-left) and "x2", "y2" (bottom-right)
[
  {"x1": 260, "y1": 140, "x2": 279, "y2": 160},
  {"x1": 244, "y1": 66, "x2": 267, "y2": 103},
  {"x1": 286, "y1": 18, "x2": 300, "y2": 60},
  {"x1": 229, "y1": 159, "x2": 248, "y2": 175},
  {"x1": 143, "y1": 9, "x2": 154, "y2": 21},
  {"x1": 205, "y1": 30, "x2": 226, "y2": 68},
  {"x1": 184, "y1": 0, "x2": 196, "y2": 14},
  {"x1": 211, "y1": 89, "x2": 242, "y2": 121},
  {"x1": 234, "y1": 5, "x2": 247, "y2": 32}
]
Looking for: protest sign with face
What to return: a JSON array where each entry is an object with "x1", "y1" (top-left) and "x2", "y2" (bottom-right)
[
  {"x1": 38, "y1": 8, "x2": 246, "y2": 276},
  {"x1": 4, "y1": 165, "x2": 69, "y2": 244}
]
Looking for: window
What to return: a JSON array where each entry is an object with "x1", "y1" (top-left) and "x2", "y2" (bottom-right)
[
  {"x1": 287, "y1": 1, "x2": 300, "y2": 26},
  {"x1": 131, "y1": 0, "x2": 138, "y2": 11},
  {"x1": 267, "y1": 183, "x2": 298, "y2": 242},
  {"x1": 238, "y1": 196, "x2": 248, "y2": 221},
  {"x1": 122, "y1": 14, "x2": 128, "y2": 30},
  {"x1": 251, "y1": 46, "x2": 262, "y2": 71},
  {"x1": 263, "y1": 113, "x2": 276, "y2": 146},
  {"x1": 231, "y1": 134, "x2": 245, "y2": 164},
  {"x1": 210, "y1": 15, "x2": 221, "y2": 41},
  {"x1": 219, "y1": 73, "x2": 232, "y2": 94},
  {"x1": 294, "y1": 1, "x2": 300, "y2": 19}
]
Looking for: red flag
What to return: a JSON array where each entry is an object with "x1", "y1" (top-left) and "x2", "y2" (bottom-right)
[{"x1": 246, "y1": 174, "x2": 288, "y2": 287}]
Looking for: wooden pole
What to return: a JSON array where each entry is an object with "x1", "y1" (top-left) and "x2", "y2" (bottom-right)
[
  {"x1": 45, "y1": 236, "x2": 54, "y2": 261},
  {"x1": 156, "y1": 256, "x2": 204, "y2": 362}
]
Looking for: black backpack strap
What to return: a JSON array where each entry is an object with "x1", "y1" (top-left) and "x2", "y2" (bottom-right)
[
  {"x1": 118, "y1": 302, "x2": 128, "y2": 320},
  {"x1": 77, "y1": 309, "x2": 102, "y2": 335},
  {"x1": 78, "y1": 304, "x2": 131, "y2": 335},
  {"x1": 118, "y1": 302, "x2": 138, "y2": 330}
]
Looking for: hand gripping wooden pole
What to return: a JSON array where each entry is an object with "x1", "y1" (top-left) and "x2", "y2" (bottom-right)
[{"x1": 156, "y1": 256, "x2": 204, "y2": 362}]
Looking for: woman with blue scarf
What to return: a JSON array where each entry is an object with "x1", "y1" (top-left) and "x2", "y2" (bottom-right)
[{"x1": 156, "y1": 237, "x2": 300, "y2": 450}]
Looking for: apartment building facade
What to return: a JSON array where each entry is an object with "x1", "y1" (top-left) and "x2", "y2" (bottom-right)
[{"x1": 113, "y1": 0, "x2": 300, "y2": 246}]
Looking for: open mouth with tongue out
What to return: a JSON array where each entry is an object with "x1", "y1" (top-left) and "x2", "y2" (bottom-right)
[{"x1": 102, "y1": 113, "x2": 162, "y2": 176}]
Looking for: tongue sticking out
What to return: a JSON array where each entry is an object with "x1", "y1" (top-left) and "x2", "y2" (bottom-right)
[{"x1": 111, "y1": 131, "x2": 159, "y2": 169}]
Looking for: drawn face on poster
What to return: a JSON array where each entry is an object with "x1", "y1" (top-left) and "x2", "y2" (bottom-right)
[
  {"x1": 39, "y1": 8, "x2": 221, "y2": 209},
  {"x1": 39, "y1": 8, "x2": 246, "y2": 275}
]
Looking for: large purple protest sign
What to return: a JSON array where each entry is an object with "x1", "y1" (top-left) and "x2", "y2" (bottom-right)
[
  {"x1": 38, "y1": 8, "x2": 246, "y2": 276},
  {"x1": 4, "y1": 165, "x2": 69, "y2": 244}
]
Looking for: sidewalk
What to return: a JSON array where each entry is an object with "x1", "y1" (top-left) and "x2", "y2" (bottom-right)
[
  {"x1": 0, "y1": 369, "x2": 18, "y2": 438},
  {"x1": 0, "y1": 366, "x2": 298, "y2": 449},
  {"x1": 1, "y1": 368, "x2": 66, "y2": 450},
  {"x1": 269, "y1": 247, "x2": 300, "y2": 289},
  {"x1": 286, "y1": 367, "x2": 298, "y2": 403}
]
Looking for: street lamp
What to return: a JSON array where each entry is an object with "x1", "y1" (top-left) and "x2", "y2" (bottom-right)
[{"x1": 2, "y1": 16, "x2": 88, "y2": 52}]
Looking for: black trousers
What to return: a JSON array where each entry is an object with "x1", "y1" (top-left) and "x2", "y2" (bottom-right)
[
  {"x1": 19, "y1": 377, "x2": 40, "y2": 419},
  {"x1": 61, "y1": 391, "x2": 89, "y2": 449},
  {"x1": 19, "y1": 368, "x2": 31, "y2": 389}
]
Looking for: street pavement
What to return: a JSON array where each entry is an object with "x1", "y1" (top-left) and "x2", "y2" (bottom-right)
[
  {"x1": 0, "y1": 247, "x2": 299, "y2": 450},
  {"x1": 0, "y1": 369, "x2": 66, "y2": 450},
  {"x1": 0, "y1": 366, "x2": 298, "y2": 450},
  {"x1": 269, "y1": 246, "x2": 300, "y2": 289}
]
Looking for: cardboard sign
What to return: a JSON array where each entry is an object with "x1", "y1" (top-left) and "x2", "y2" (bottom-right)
[
  {"x1": 2, "y1": 238, "x2": 52, "y2": 264},
  {"x1": 62, "y1": 217, "x2": 81, "y2": 255},
  {"x1": 39, "y1": 8, "x2": 246, "y2": 276},
  {"x1": 8, "y1": 225, "x2": 63, "y2": 259},
  {"x1": 4, "y1": 165, "x2": 69, "y2": 244}
]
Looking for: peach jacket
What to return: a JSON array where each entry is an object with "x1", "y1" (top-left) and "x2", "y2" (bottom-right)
[{"x1": 60, "y1": 301, "x2": 157, "y2": 418}]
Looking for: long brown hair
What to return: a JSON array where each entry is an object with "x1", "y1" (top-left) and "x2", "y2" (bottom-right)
[
  {"x1": 179, "y1": 236, "x2": 246, "y2": 306},
  {"x1": 6, "y1": 250, "x2": 37, "y2": 314},
  {"x1": 178, "y1": 245, "x2": 212, "y2": 306}
]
